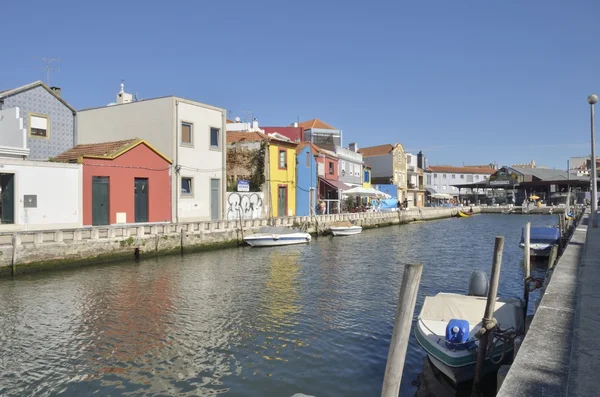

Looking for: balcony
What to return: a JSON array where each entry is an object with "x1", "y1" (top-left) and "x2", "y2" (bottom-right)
[{"x1": 407, "y1": 165, "x2": 416, "y2": 172}]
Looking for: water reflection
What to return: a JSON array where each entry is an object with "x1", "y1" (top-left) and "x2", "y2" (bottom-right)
[{"x1": 0, "y1": 214, "x2": 554, "y2": 397}]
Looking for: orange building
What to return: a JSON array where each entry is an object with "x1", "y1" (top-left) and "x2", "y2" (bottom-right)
[{"x1": 55, "y1": 138, "x2": 172, "y2": 226}]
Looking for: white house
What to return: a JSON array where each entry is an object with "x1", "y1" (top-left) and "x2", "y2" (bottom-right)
[
  {"x1": 77, "y1": 84, "x2": 227, "y2": 222},
  {"x1": 0, "y1": 107, "x2": 82, "y2": 231}
]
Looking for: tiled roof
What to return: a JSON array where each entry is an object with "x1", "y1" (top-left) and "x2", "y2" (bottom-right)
[
  {"x1": 54, "y1": 138, "x2": 161, "y2": 163},
  {"x1": 0, "y1": 80, "x2": 76, "y2": 112},
  {"x1": 298, "y1": 118, "x2": 337, "y2": 130},
  {"x1": 262, "y1": 126, "x2": 303, "y2": 142},
  {"x1": 226, "y1": 118, "x2": 235, "y2": 123},
  {"x1": 429, "y1": 165, "x2": 496, "y2": 174},
  {"x1": 358, "y1": 144, "x2": 395, "y2": 157}
]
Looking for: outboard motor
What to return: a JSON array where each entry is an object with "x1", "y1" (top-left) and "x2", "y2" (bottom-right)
[
  {"x1": 445, "y1": 319, "x2": 470, "y2": 350},
  {"x1": 468, "y1": 270, "x2": 489, "y2": 297}
]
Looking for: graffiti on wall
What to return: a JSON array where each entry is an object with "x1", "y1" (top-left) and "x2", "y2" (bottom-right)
[{"x1": 226, "y1": 192, "x2": 264, "y2": 220}]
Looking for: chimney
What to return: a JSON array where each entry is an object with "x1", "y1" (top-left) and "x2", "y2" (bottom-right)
[
  {"x1": 293, "y1": 122, "x2": 299, "y2": 128},
  {"x1": 348, "y1": 142, "x2": 358, "y2": 152},
  {"x1": 50, "y1": 86, "x2": 61, "y2": 97},
  {"x1": 251, "y1": 118, "x2": 259, "y2": 131},
  {"x1": 116, "y1": 82, "x2": 133, "y2": 105}
]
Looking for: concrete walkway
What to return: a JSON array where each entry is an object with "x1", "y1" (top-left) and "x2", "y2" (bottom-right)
[{"x1": 497, "y1": 212, "x2": 597, "y2": 396}]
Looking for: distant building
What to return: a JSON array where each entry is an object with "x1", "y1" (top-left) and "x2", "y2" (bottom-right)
[
  {"x1": 299, "y1": 118, "x2": 341, "y2": 152},
  {"x1": 335, "y1": 143, "x2": 364, "y2": 187},
  {"x1": 428, "y1": 165, "x2": 496, "y2": 199},
  {"x1": 406, "y1": 152, "x2": 425, "y2": 207},
  {"x1": 0, "y1": 80, "x2": 76, "y2": 160},
  {"x1": 358, "y1": 143, "x2": 407, "y2": 201},
  {"x1": 511, "y1": 159, "x2": 547, "y2": 169}
]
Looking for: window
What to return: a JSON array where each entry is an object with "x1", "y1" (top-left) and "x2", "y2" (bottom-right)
[
  {"x1": 181, "y1": 177, "x2": 193, "y2": 196},
  {"x1": 427, "y1": 175, "x2": 432, "y2": 185},
  {"x1": 279, "y1": 149, "x2": 287, "y2": 169},
  {"x1": 434, "y1": 184, "x2": 438, "y2": 190},
  {"x1": 341, "y1": 160, "x2": 346, "y2": 174},
  {"x1": 210, "y1": 127, "x2": 220, "y2": 148},
  {"x1": 407, "y1": 154, "x2": 412, "y2": 164},
  {"x1": 452, "y1": 174, "x2": 456, "y2": 179},
  {"x1": 442, "y1": 185, "x2": 447, "y2": 190},
  {"x1": 442, "y1": 174, "x2": 447, "y2": 178},
  {"x1": 460, "y1": 175, "x2": 464, "y2": 179},
  {"x1": 328, "y1": 161, "x2": 334, "y2": 175},
  {"x1": 306, "y1": 152, "x2": 310, "y2": 167},
  {"x1": 364, "y1": 170, "x2": 370, "y2": 183},
  {"x1": 181, "y1": 122, "x2": 192, "y2": 145},
  {"x1": 475, "y1": 175, "x2": 479, "y2": 180},
  {"x1": 29, "y1": 114, "x2": 49, "y2": 137},
  {"x1": 434, "y1": 174, "x2": 438, "y2": 179}
]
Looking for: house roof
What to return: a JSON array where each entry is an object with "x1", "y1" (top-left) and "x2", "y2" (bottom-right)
[
  {"x1": 0, "y1": 80, "x2": 76, "y2": 113},
  {"x1": 226, "y1": 118, "x2": 235, "y2": 123},
  {"x1": 226, "y1": 131, "x2": 297, "y2": 147},
  {"x1": 429, "y1": 165, "x2": 496, "y2": 175},
  {"x1": 298, "y1": 118, "x2": 337, "y2": 130},
  {"x1": 510, "y1": 167, "x2": 568, "y2": 181},
  {"x1": 54, "y1": 138, "x2": 172, "y2": 164},
  {"x1": 358, "y1": 144, "x2": 395, "y2": 157},
  {"x1": 262, "y1": 126, "x2": 304, "y2": 142}
]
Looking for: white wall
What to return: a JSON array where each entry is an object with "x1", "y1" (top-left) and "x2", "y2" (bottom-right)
[
  {"x1": 0, "y1": 160, "x2": 82, "y2": 231},
  {"x1": 225, "y1": 192, "x2": 264, "y2": 220},
  {"x1": 176, "y1": 100, "x2": 226, "y2": 221},
  {"x1": 0, "y1": 107, "x2": 29, "y2": 158}
]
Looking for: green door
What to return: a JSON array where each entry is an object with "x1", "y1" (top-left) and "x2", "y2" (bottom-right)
[
  {"x1": 134, "y1": 178, "x2": 149, "y2": 223},
  {"x1": 92, "y1": 176, "x2": 110, "y2": 225},
  {"x1": 277, "y1": 186, "x2": 287, "y2": 217},
  {"x1": 1, "y1": 174, "x2": 14, "y2": 224}
]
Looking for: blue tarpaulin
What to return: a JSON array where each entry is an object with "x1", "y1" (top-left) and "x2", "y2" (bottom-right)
[{"x1": 520, "y1": 227, "x2": 560, "y2": 245}]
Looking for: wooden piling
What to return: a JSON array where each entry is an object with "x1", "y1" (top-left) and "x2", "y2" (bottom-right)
[
  {"x1": 523, "y1": 222, "x2": 531, "y2": 325},
  {"x1": 472, "y1": 236, "x2": 505, "y2": 397},
  {"x1": 381, "y1": 263, "x2": 423, "y2": 397},
  {"x1": 11, "y1": 233, "x2": 17, "y2": 276},
  {"x1": 155, "y1": 234, "x2": 160, "y2": 253}
]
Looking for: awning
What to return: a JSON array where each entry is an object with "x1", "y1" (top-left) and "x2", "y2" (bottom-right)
[
  {"x1": 319, "y1": 177, "x2": 350, "y2": 192},
  {"x1": 425, "y1": 188, "x2": 437, "y2": 194}
]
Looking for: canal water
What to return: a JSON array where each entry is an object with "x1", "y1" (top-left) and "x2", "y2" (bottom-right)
[{"x1": 0, "y1": 214, "x2": 556, "y2": 397}]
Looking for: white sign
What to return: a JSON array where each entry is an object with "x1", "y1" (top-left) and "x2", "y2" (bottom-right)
[
  {"x1": 490, "y1": 180, "x2": 511, "y2": 186},
  {"x1": 237, "y1": 180, "x2": 250, "y2": 192}
]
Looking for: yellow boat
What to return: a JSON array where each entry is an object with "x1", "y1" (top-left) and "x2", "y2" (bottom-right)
[{"x1": 458, "y1": 211, "x2": 473, "y2": 218}]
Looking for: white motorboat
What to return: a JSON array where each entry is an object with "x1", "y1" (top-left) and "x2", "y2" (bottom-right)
[
  {"x1": 414, "y1": 272, "x2": 524, "y2": 385},
  {"x1": 518, "y1": 226, "x2": 560, "y2": 257},
  {"x1": 329, "y1": 221, "x2": 362, "y2": 236},
  {"x1": 244, "y1": 226, "x2": 311, "y2": 247}
]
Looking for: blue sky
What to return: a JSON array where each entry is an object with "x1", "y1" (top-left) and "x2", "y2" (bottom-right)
[{"x1": 2, "y1": 0, "x2": 598, "y2": 169}]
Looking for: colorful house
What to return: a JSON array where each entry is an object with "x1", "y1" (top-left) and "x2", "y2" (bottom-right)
[
  {"x1": 227, "y1": 132, "x2": 297, "y2": 218},
  {"x1": 359, "y1": 143, "x2": 407, "y2": 202},
  {"x1": 295, "y1": 143, "x2": 318, "y2": 216},
  {"x1": 55, "y1": 138, "x2": 172, "y2": 226}
]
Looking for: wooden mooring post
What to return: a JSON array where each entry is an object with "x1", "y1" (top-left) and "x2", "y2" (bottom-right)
[
  {"x1": 381, "y1": 263, "x2": 423, "y2": 397},
  {"x1": 523, "y1": 222, "x2": 531, "y2": 324},
  {"x1": 11, "y1": 233, "x2": 18, "y2": 276},
  {"x1": 472, "y1": 236, "x2": 505, "y2": 397}
]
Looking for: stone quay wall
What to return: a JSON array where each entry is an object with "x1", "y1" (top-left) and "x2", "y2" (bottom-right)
[{"x1": 0, "y1": 206, "x2": 465, "y2": 277}]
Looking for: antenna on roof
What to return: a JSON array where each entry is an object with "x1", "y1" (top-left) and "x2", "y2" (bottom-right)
[
  {"x1": 241, "y1": 110, "x2": 253, "y2": 124},
  {"x1": 35, "y1": 57, "x2": 60, "y2": 85}
]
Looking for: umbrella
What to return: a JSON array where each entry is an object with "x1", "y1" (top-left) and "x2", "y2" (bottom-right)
[
  {"x1": 529, "y1": 195, "x2": 540, "y2": 200},
  {"x1": 343, "y1": 186, "x2": 392, "y2": 199}
]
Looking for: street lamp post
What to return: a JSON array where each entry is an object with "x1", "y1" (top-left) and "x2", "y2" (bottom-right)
[{"x1": 588, "y1": 94, "x2": 598, "y2": 228}]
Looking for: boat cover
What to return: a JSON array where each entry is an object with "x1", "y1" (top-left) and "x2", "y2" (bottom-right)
[
  {"x1": 419, "y1": 293, "x2": 523, "y2": 331},
  {"x1": 520, "y1": 227, "x2": 560, "y2": 245}
]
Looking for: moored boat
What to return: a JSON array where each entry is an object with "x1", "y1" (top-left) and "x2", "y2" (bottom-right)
[
  {"x1": 414, "y1": 272, "x2": 524, "y2": 385},
  {"x1": 329, "y1": 221, "x2": 362, "y2": 236},
  {"x1": 244, "y1": 226, "x2": 311, "y2": 247},
  {"x1": 458, "y1": 210, "x2": 473, "y2": 218},
  {"x1": 518, "y1": 226, "x2": 560, "y2": 257}
]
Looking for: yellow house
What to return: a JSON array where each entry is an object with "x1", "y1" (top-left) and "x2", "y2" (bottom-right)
[
  {"x1": 227, "y1": 131, "x2": 296, "y2": 218},
  {"x1": 267, "y1": 138, "x2": 297, "y2": 217}
]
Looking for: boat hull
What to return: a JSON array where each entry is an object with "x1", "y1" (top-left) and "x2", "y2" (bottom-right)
[
  {"x1": 519, "y1": 243, "x2": 554, "y2": 257},
  {"x1": 458, "y1": 211, "x2": 473, "y2": 218},
  {"x1": 244, "y1": 233, "x2": 311, "y2": 247},
  {"x1": 330, "y1": 226, "x2": 362, "y2": 236}
]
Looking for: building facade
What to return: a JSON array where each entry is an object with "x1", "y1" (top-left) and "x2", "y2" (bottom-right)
[
  {"x1": 335, "y1": 145, "x2": 363, "y2": 187},
  {"x1": 359, "y1": 143, "x2": 407, "y2": 201},
  {"x1": 0, "y1": 81, "x2": 76, "y2": 160},
  {"x1": 299, "y1": 118, "x2": 342, "y2": 152},
  {"x1": 295, "y1": 143, "x2": 318, "y2": 216},
  {"x1": 428, "y1": 165, "x2": 496, "y2": 200},
  {"x1": 77, "y1": 84, "x2": 226, "y2": 222},
  {"x1": 55, "y1": 139, "x2": 172, "y2": 226},
  {"x1": 406, "y1": 152, "x2": 425, "y2": 207}
]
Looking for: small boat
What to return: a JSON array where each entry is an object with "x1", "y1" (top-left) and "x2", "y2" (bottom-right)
[
  {"x1": 329, "y1": 221, "x2": 362, "y2": 236},
  {"x1": 244, "y1": 226, "x2": 311, "y2": 247},
  {"x1": 518, "y1": 227, "x2": 560, "y2": 257},
  {"x1": 458, "y1": 211, "x2": 473, "y2": 218},
  {"x1": 414, "y1": 272, "x2": 524, "y2": 385}
]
